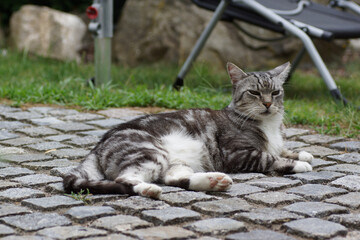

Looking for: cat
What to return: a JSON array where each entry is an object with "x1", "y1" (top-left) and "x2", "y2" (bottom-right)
[{"x1": 63, "y1": 62, "x2": 313, "y2": 199}]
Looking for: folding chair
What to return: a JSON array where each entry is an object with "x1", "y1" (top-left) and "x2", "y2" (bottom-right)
[{"x1": 173, "y1": 0, "x2": 360, "y2": 106}]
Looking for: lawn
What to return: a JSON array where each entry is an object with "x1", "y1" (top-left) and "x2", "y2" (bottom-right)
[{"x1": 0, "y1": 50, "x2": 359, "y2": 138}]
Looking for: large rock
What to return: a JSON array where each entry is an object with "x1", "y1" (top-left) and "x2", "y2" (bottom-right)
[
  {"x1": 113, "y1": 0, "x2": 345, "y2": 69},
  {"x1": 10, "y1": 5, "x2": 86, "y2": 61}
]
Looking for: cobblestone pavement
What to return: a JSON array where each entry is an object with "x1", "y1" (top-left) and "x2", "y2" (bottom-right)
[{"x1": 0, "y1": 104, "x2": 359, "y2": 240}]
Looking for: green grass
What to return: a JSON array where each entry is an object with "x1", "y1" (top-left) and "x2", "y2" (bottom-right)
[{"x1": 0, "y1": 50, "x2": 359, "y2": 138}]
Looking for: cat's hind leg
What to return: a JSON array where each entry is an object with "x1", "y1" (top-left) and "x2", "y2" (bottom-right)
[
  {"x1": 271, "y1": 158, "x2": 312, "y2": 174},
  {"x1": 164, "y1": 165, "x2": 233, "y2": 192},
  {"x1": 281, "y1": 149, "x2": 314, "y2": 163}
]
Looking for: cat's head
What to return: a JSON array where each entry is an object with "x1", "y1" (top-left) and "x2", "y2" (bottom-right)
[{"x1": 227, "y1": 62, "x2": 290, "y2": 121}]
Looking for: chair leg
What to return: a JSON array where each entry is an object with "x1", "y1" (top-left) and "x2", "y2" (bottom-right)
[
  {"x1": 173, "y1": 0, "x2": 230, "y2": 89},
  {"x1": 287, "y1": 46, "x2": 306, "y2": 82},
  {"x1": 238, "y1": 0, "x2": 349, "y2": 106}
]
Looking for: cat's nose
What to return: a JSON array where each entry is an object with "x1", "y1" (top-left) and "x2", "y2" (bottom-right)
[{"x1": 263, "y1": 102, "x2": 272, "y2": 109}]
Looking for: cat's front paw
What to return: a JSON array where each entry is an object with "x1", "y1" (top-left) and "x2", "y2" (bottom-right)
[
  {"x1": 293, "y1": 161, "x2": 312, "y2": 173},
  {"x1": 189, "y1": 172, "x2": 233, "y2": 191},
  {"x1": 298, "y1": 151, "x2": 314, "y2": 163}
]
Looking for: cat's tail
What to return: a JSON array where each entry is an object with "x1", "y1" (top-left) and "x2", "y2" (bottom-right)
[{"x1": 62, "y1": 154, "x2": 135, "y2": 195}]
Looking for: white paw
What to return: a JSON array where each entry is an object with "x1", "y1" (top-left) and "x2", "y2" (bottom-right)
[
  {"x1": 298, "y1": 151, "x2": 314, "y2": 163},
  {"x1": 133, "y1": 182, "x2": 162, "y2": 199},
  {"x1": 293, "y1": 161, "x2": 313, "y2": 173},
  {"x1": 189, "y1": 172, "x2": 233, "y2": 191}
]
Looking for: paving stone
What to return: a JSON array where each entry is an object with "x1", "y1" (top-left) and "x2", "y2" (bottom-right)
[
  {"x1": 283, "y1": 218, "x2": 347, "y2": 239},
  {"x1": 160, "y1": 185, "x2": 185, "y2": 193},
  {"x1": 191, "y1": 198, "x2": 253, "y2": 216},
  {"x1": 0, "y1": 181, "x2": 20, "y2": 190},
  {"x1": 329, "y1": 213, "x2": 360, "y2": 228},
  {"x1": 61, "y1": 113, "x2": 104, "y2": 122},
  {"x1": 0, "y1": 162, "x2": 11, "y2": 168},
  {"x1": 1, "y1": 235, "x2": 53, "y2": 240},
  {"x1": 12, "y1": 174, "x2": 62, "y2": 186},
  {"x1": 311, "y1": 158, "x2": 337, "y2": 168},
  {"x1": 283, "y1": 202, "x2": 348, "y2": 217},
  {"x1": 160, "y1": 191, "x2": 218, "y2": 206},
  {"x1": 85, "y1": 194, "x2": 123, "y2": 204},
  {"x1": 331, "y1": 231, "x2": 360, "y2": 240},
  {"x1": 50, "y1": 122, "x2": 96, "y2": 132},
  {"x1": 141, "y1": 207, "x2": 201, "y2": 225},
  {"x1": 299, "y1": 134, "x2": 345, "y2": 144},
  {"x1": 37, "y1": 226, "x2": 107, "y2": 239},
  {"x1": 0, "y1": 203, "x2": 32, "y2": 217},
  {"x1": 30, "y1": 117, "x2": 65, "y2": 126},
  {"x1": 228, "y1": 173, "x2": 266, "y2": 182},
  {"x1": 322, "y1": 164, "x2": 360, "y2": 174},
  {"x1": 0, "y1": 167, "x2": 34, "y2": 178},
  {"x1": 234, "y1": 208, "x2": 303, "y2": 227},
  {"x1": 330, "y1": 141, "x2": 360, "y2": 152},
  {"x1": 50, "y1": 166, "x2": 78, "y2": 177},
  {"x1": 80, "y1": 234, "x2": 136, "y2": 240},
  {"x1": 47, "y1": 148, "x2": 89, "y2": 159},
  {"x1": 86, "y1": 118, "x2": 125, "y2": 128},
  {"x1": 22, "y1": 195, "x2": 83, "y2": 210},
  {"x1": 1, "y1": 111, "x2": 43, "y2": 121},
  {"x1": 226, "y1": 229, "x2": 296, "y2": 240},
  {"x1": 328, "y1": 152, "x2": 360, "y2": 163},
  {"x1": 27, "y1": 106, "x2": 56, "y2": 115},
  {"x1": 325, "y1": 192, "x2": 360, "y2": 209},
  {"x1": 217, "y1": 183, "x2": 265, "y2": 197},
  {"x1": 0, "y1": 224, "x2": 15, "y2": 236},
  {"x1": 22, "y1": 159, "x2": 78, "y2": 170},
  {"x1": 0, "y1": 130, "x2": 19, "y2": 140},
  {"x1": 97, "y1": 108, "x2": 145, "y2": 119},
  {"x1": 66, "y1": 135, "x2": 99, "y2": 147},
  {"x1": 48, "y1": 108, "x2": 79, "y2": 116},
  {"x1": 0, "y1": 147, "x2": 26, "y2": 155},
  {"x1": 330, "y1": 175, "x2": 360, "y2": 191},
  {"x1": 245, "y1": 192, "x2": 303, "y2": 206},
  {"x1": 283, "y1": 128, "x2": 310, "y2": 139},
  {"x1": 79, "y1": 129, "x2": 107, "y2": 137},
  {"x1": 185, "y1": 218, "x2": 246, "y2": 235},
  {"x1": 16, "y1": 126, "x2": 60, "y2": 137},
  {"x1": 0, "y1": 121, "x2": 30, "y2": 130},
  {"x1": 284, "y1": 140, "x2": 309, "y2": 150},
  {"x1": 0, "y1": 105, "x2": 20, "y2": 113},
  {"x1": 25, "y1": 141, "x2": 69, "y2": 151},
  {"x1": 105, "y1": 196, "x2": 169, "y2": 214},
  {"x1": 0, "y1": 187, "x2": 45, "y2": 201},
  {"x1": 287, "y1": 183, "x2": 347, "y2": 200},
  {"x1": 1, "y1": 212, "x2": 71, "y2": 231},
  {"x1": 129, "y1": 226, "x2": 196, "y2": 240},
  {"x1": 296, "y1": 145, "x2": 340, "y2": 157},
  {"x1": 44, "y1": 134, "x2": 78, "y2": 142},
  {"x1": 246, "y1": 177, "x2": 301, "y2": 190},
  {"x1": 90, "y1": 215, "x2": 152, "y2": 232},
  {"x1": 285, "y1": 171, "x2": 345, "y2": 183},
  {"x1": 45, "y1": 182, "x2": 64, "y2": 193},
  {"x1": 0, "y1": 137, "x2": 43, "y2": 146},
  {"x1": 66, "y1": 206, "x2": 115, "y2": 223}
]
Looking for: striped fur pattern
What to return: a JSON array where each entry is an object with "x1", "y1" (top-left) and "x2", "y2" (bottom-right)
[{"x1": 63, "y1": 62, "x2": 313, "y2": 198}]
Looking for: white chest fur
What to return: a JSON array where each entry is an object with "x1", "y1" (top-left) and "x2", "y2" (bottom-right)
[{"x1": 259, "y1": 116, "x2": 284, "y2": 156}]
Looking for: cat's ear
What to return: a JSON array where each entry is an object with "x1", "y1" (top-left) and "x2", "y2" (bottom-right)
[
  {"x1": 227, "y1": 62, "x2": 248, "y2": 84},
  {"x1": 269, "y1": 62, "x2": 291, "y2": 84}
]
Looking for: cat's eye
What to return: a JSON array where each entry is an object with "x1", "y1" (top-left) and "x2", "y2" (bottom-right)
[
  {"x1": 248, "y1": 90, "x2": 261, "y2": 96},
  {"x1": 272, "y1": 90, "x2": 281, "y2": 96}
]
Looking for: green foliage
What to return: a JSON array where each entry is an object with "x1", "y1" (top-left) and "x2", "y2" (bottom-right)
[
  {"x1": 65, "y1": 188, "x2": 91, "y2": 204},
  {"x1": 0, "y1": 49, "x2": 359, "y2": 138}
]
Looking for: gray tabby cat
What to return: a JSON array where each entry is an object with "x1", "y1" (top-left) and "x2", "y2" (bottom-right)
[{"x1": 63, "y1": 62, "x2": 313, "y2": 198}]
